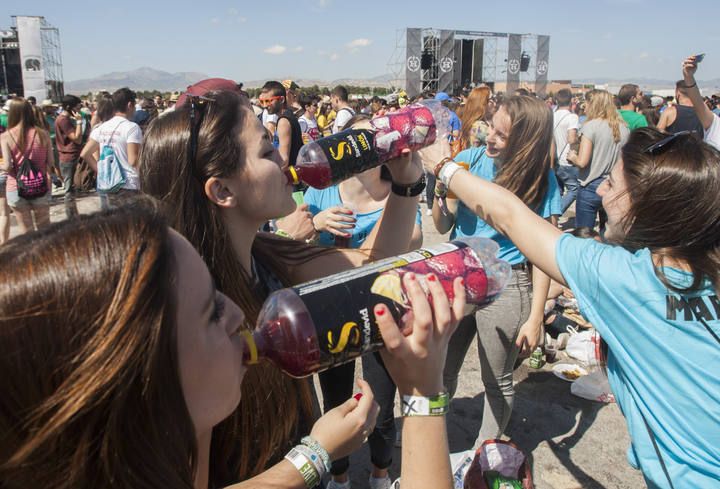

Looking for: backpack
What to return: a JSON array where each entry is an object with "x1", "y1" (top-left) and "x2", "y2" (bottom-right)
[
  {"x1": 10, "y1": 131, "x2": 48, "y2": 200},
  {"x1": 96, "y1": 121, "x2": 127, "y2": 193}
]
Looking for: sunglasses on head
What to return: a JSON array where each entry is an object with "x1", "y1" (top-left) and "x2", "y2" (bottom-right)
[
  {"x1": 259, "y1": 95, "x2": 284, "y2": 106},
  {"x1": 642, "y1": 130, "x2": 695, "y2": 155},
  {"x1": 187, "y1": 94, "x2": 215, "y2": 174}
]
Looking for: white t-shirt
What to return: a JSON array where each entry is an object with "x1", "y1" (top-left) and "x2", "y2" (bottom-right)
[
  {"x1": 332, "y1": 107, "x2": 355, "y2": 133},
  {"x1": 704, "y1": 114, "x2": 720, "y2": 150},
  {"x1": 90, "y1": 116, "x2": 143, "y2": 190},
  {"x1": 553, "y1": 108, "x2": 579, "y2": 166},
  {"x1": 262, "y1": 109, "x2": 278, "y2": 127}
]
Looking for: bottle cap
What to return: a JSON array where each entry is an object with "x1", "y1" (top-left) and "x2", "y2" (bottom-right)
[
  {"x1": 241, "y1": 330, "x2": 259, "y2": 365},
  {"x1": 286, "y1": 166, "x2": 300, "y2": 185}
]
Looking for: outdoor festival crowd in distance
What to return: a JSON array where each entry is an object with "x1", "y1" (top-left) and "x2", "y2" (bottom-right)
[{"x1": 0, "y1": 53, "x2": 718, "y2": 489}]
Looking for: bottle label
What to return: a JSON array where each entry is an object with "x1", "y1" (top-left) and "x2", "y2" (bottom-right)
[
  {"x1": 291, "y1": 241, "x2": 488, "y2": 369},
  {"x1": 314, "y1": 129, "x2": 379, "y2": 182}
]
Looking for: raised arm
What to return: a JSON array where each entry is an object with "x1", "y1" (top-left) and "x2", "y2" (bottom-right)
[
  {"x1": 437, "y1": 162, "x2": 566, "y2": 285},
  {"x1": 682, "y1": 55, "x2": 715, "y2": 131}
]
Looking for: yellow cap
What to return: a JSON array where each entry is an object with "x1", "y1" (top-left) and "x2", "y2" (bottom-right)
[
  {"x1": 287, "y1": 165, "x2": 300, "y2": 185},
  {"x1": 241, "y1": 330, "x2": 259, "y2": 365}
]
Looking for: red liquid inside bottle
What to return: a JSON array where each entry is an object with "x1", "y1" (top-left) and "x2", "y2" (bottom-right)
[
  {"x1": 286, "y1": 100, "x2": 450, "y2": 189},
  {"x1": 242, "y1": 238, "x2": 511, "y2": 377}
]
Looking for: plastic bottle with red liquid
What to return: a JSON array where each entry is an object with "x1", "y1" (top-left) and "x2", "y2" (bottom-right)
[
  {"x1": 286, "y1": 100, "x2": 450, "y2": 189},
  {"x1": 241, "y1": 237, "x2": 511, "y2": 378}
]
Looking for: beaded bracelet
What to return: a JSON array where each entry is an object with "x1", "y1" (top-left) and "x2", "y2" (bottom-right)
[
  {"x1": 285, "y1": 446, "x2": 321, "y2": 488},
  {"x1": 300, "y1": 436, "x2": 331, "y2": 473}
]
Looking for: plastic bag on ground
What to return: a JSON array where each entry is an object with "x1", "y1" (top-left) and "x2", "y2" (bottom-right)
[{"x1": 571, "y1": 370, "x2": 615, "y2": 403}]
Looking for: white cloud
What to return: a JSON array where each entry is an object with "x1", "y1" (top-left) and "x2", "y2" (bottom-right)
[
  {"x1": 639, "y1": 52, "x2": 649, "y2": 59},
  {"x1": 237, "y1": 17, "x2": 247, "y2": 23},
  {"x1": 318, "y1": 0, "x2": 332, "y2": 6},
  {"x1": 264, "y1": 45, "x2": 287, "y2": 55},
  {"x1": 329, "y1": 53, "x2": 339, "y2": 61},
  {"x1": 346, "y1": 38, "x2": 372, "y2": 49},
  {"x1": 593, "y1": 58, "x2": 607, "y2": 64},
  {"x1": 210, "y1": 17, "x2": 220, "y2": 24},
  {"x1": 292, "y1": 46, "x2": 304, "y2": 53},
  {"x1": 228, "y1": 7, "x2": 239, "y2": 16}
]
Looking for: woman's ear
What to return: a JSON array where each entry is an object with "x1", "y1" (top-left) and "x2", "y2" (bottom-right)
[{"x1": 204, "y1": 176, "x2": 237, "y2": 208}]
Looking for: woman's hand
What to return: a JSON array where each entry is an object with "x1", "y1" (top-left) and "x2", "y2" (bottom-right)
[
  {"x1": 275, "y1": 203, "x2": 316, "y2": 241},
  {"x1": 375, "y1": 272, "x2": 466, "y2": 396},
  {"x1": 385, "y1": 148, "x2": 423, "y2": 185},
  {"x1": 312, "y1": 206, "x2": 356, "y2": 237},
  {"x1": 417, "y1": 138, "x2": 453, "y2": 174},
  {"x1": 515, "y1": 317, "x2": 545, "y2": 356},
  {"x1": 566, "y1": 149, "x2": 578, "y2": 164},
  {"x1": 309, "y1": 379, "x2": 379, "y2": 460}
]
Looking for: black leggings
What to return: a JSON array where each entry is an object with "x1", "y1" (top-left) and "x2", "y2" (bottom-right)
[{"x1": 318, "y1": 352, "x2": 396, "y2": 475}]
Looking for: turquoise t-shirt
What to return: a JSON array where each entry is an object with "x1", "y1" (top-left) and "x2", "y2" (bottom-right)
[
  {"x1": 304, "y1": 185, "x2": 422, "y2": 249},
  {"x1": 556, "y1": 234, "x2": 720, "y2": 488},
  {"x1": 450, "y1": 147, "x2": 562, "y2": 265}
]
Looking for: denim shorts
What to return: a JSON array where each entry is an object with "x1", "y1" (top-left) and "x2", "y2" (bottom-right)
[
  {"x1": 6, "y1": 189, "x2": 50, "y2": 209},
  {"x1": 0, "y1": 173, "x2": 6, "y2": 196}
]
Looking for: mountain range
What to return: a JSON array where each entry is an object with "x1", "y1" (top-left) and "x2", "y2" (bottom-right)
[{"x1": 65, "y1": 67, "x2": 720, "y2": 94}]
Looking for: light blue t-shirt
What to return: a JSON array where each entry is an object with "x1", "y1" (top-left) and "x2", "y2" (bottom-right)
[
  {"x1": 556, "y1": 234, "x2": 720, "y2": 488},
  {"x1": 450, "y1": 147, "x2": 562, "y2": 265},
  {"x1": 304, "y1": 185, "x2": 422, "y2": 249}
]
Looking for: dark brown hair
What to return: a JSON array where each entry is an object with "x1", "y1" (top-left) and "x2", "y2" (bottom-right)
[
  {"x1": 0, "y1": 200, "x2": 197, "y2": 488},
  {"x1": 7, "y1": 97, "x2": 38, "y2": 154},
  {"x1": 139, "y1": 90, "x2": 316, "y2": 483},
  {"x1": 618, "y1": 128, "x2": 720, "y2": 293},
  {"x1": 493, "y1": 95, "x2": 552, "y2": 210}
]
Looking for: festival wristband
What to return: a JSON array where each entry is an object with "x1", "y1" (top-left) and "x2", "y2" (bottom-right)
[
  {"x1": 401, "y1": 392, "x2": 450, "y2": 417},
  {"x1": 274, "y1": 229, "x2": 294, "y2": 240},
  {"x1": 300, "y1": 436, "x2": 331, "y2": 473},
  {"x1": 285, "y1": 447, "x2": 320, "y2": 488},
  {"x1": 294, "y1": 444, "x2": 327, "y2": 479},
  {"x1": 438, "y1": 162, "x2": 464, "y2": 188}
]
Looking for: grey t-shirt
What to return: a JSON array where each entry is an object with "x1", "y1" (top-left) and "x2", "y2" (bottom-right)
[{"x1": 578, "y1": 119, "x2": 629, "y2": 186}]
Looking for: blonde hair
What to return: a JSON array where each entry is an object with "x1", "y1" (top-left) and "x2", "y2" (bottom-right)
[{"x1": 585, "y1": 90, "x2": 626, "y2": 142}]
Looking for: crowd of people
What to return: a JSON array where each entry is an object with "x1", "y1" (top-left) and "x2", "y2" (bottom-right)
[{"x1": 0, "y1": 53, "x2": 718, "y2": 489}]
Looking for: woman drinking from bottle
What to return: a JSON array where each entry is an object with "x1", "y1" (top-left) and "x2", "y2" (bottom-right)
[
  {"x1": 430, "y1": 95, "x2": 561, "y2": 447},
  {"x1": 139, "y1": 81, "x2": 424, "y2": 485},
  {"x1": 429, "y1": 127, "x2": 720, "y2": 488},
  {"x1": 304, "y1": 113, "x2": 423, "y2": 489},
  {"x1": 0, "y1": 200, "x2": 465, "y2": 489}
]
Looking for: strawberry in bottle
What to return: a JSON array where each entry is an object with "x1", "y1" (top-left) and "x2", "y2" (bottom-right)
[
  {"x1": 286, "y1": 100, "x2": 450, "y2": 189},
  {"x1": 241, "y1": 237, "x2": 511, "y2": 377}
]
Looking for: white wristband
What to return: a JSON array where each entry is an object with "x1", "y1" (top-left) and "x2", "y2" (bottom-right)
[
  {"x1": 401, "y1": 392, "x2": 450, "y2": 416},
  {"x1": 438, "y1": 162, "x2": 464, "y2": 188},
  {"x1": 285, "y1": 447, "x2": 321, "y2": 488},
  {"x1": 294, "y1": 444, "x2": 327, "y2": 480}
]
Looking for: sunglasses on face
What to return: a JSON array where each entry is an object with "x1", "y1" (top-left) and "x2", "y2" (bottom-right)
[
  {"x1": 259, "y1": 96, "x2": 284, "y2": 106},
  {"x1": 643, "y1": 130, "x2": 695, "y2": 155}
]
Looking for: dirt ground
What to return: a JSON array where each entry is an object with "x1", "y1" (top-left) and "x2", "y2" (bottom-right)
[{"x1": 7, "y1": 193, "x2": 646, "y2": 489}]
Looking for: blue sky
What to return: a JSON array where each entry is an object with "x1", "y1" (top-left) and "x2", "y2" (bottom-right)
[{"x1": 4, "y1": 0, "x2": 719, "y2": 83}]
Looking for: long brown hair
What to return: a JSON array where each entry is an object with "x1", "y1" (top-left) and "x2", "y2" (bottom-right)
[
  {"x1": 493, "y1": 95, "x2": 553, "y2": 210},
  {"x1": 618, "y1": 128, "x2": 720, "y2": 294},
  {"x1": 586, "y1": 90, "x2": 625, "y2": 142},
  {"x1": 458, "y1": 87, "x2": 491, "y2": 151},
  {"x1": 139, "y1": 90, "x2": 315, "y2": 483},
  {"x1": 0, "y1": 200, "x2": 197, "y2": 489},
  {"x1": 6, "y1": 97, "x2": 38, "y2": 155}
]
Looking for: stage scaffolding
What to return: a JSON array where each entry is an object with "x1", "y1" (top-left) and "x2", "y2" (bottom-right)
[{"x1": 389, "y1": 28, "x2": 550, "y2": 97}]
